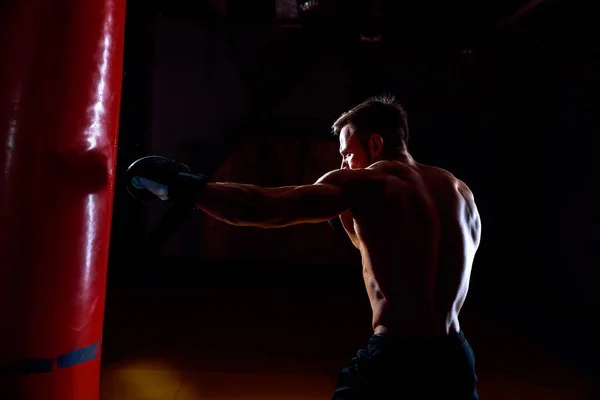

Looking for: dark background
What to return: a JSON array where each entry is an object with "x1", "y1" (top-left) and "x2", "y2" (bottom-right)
[{"x1": 107, "y1": 0, "x2": 600, "y2": 383}]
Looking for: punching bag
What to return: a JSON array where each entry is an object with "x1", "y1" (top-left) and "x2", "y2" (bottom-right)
[{"x1": 0, "y1": 0, "x2": 126, "y2": 399}]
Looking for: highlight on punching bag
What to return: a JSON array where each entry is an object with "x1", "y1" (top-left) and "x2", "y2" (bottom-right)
[{"x1": 0, "y1": 0, "x2": 126, "y2": 399}]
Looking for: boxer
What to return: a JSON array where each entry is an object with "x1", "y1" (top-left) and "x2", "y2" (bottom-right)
[{"x1": 128, "y1": 96, "x2": 481, "y2": 399}]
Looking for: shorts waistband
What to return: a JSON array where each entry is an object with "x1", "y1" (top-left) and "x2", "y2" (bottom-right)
[{"x1": 371, "y1": 330, "x2": 466, "y2": 344}]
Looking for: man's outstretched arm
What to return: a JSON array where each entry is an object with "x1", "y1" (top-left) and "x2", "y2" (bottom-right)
[{"x1": 195, "y1": 169, "x2": 380, "y2": 228}]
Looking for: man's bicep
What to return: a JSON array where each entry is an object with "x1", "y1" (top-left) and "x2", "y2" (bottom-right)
[
  {"x1": 315, "y1": 168, "x2": 386, "y2": 199},
  {"x1": 262, "y1": 169, "x2": 384, "y2": 227}
]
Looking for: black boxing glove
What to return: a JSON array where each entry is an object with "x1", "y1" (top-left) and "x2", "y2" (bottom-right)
[{"x1": 126, "y1": 156, "x2": 210, "y2": 202}]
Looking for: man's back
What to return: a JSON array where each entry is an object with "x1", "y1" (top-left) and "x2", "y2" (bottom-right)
[{"x1": 339, "y1": 159, "x2": 481, "y2": 336}]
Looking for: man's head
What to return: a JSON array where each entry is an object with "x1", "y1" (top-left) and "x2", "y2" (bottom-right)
[{"x1": 332, "y1": 95, "x2": 409, "y2": 170}]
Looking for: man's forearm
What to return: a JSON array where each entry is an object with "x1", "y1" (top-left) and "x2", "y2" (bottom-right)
[
  {"x1": 195, "y1": 177, "x2": 351, "y2": 228},
  {"x1": 195, "y1": 182, "x2": 280, "y2": 227}
]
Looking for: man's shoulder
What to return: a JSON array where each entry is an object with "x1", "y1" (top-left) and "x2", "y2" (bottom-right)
[
  {"x1": 374, "y1": 161, "x2": 475, "y2": 199},
  {"x1": 367, "y1": 160, "x2": 405, "y2": 171},
  {"x1": 367, "y1": 160, "x2": 428, "y2": 184},
  {"x1": 415, "y1": 164, "x2": 476, "y2": 203},
  {"x1": 411, "y1": 162, "x2": 465, "y2": 187},
  {"x1": 316, "y1": 167, "x2": 387, "y2": 187}
]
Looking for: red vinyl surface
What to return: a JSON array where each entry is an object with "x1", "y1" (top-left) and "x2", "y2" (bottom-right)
[{"x1": 0, "y1": 0, "x2": 126, "y2": 398}]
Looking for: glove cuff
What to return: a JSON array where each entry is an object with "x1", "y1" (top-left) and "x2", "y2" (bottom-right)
[{"x1": 168, "y1": 172, "x2": 210, "y2": 201}]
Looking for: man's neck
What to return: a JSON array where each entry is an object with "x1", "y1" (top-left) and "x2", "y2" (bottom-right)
[{"x1": 381, "y1": 151, "x2": 413, "y2": 165}]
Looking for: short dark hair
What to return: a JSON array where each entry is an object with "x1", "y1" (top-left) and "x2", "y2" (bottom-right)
[{"x1": 332, "y1": 95, "x2": 409, "y2": 154}]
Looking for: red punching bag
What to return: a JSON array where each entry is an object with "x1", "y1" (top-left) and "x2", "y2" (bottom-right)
[{"x1": 0, "y1": 0, "x2": 126, "y2": 399}]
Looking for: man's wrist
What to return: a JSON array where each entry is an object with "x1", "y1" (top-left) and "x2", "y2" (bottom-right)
[{"x1": 169, "y1": 172, "x2": 210, "y2": 201}]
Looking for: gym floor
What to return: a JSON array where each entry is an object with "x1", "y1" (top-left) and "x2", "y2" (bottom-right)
[{"x1": 100, "y1": 286, "x2": 597, "y2": 400}]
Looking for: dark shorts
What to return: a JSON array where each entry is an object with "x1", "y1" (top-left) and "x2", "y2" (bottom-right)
[{"x1": 331, "y1": 331, "x2": 478, "y2": 399}]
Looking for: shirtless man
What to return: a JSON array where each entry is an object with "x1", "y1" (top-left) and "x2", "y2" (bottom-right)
[{"x1": 127, "y1": 96, "x2": 481, "y2": 399}]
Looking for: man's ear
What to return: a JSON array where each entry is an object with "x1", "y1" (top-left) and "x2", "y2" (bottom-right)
[{"x1": 369, "y1": 134, "x2": 384, "y2": 157}]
